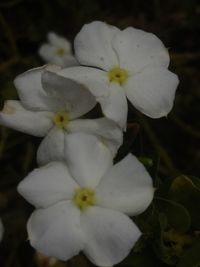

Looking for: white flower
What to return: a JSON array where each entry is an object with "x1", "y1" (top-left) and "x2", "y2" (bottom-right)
[
  {"x1": 18, "y1": 133, "x2": 154, "y2": 267},
  {"x1": 39, "y1": 32, "x2": 78, "y2": 67},
  {"x1": 0, "y1": 219, "x2": 3, "y2": 242},
  {"x1": 57, "y1": 21, "x2": 179, "y2": 128},
  {"x1": 0, "y1": 65, "x2": 122, "y2": 165}
]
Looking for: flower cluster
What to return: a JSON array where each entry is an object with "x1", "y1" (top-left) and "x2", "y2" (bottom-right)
[{"x1": 0, "y1": 21, "x2": 179, "y2": 266}]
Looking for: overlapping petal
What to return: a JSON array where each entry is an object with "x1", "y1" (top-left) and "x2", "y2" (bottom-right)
[
  {"x1": 0, "y1": 100, "x2": 52, "y2": 137},
  {"x1": 124, "y1": 66, "x2": 179, "y2": 118},
  {"x1": 64, "y1": 133, "x2": 113, "y2": 188},
  {"x1": 39, "y1": 44, "x2": 57, "y2": 63},
  {"x1": 37, "y1": 127, "x2": 65, "y2": 165},
  {"x1": 99, "y1": 83, "x2": 128, "y2": 129},
  {"x1": 48, "y1": 32, "x2": 71, "y2": 51},
  {"x1": 68, "y1": 118, "x2": 123, "y2": 156},
  {"x1": 96, "y1": 154, "x2": 154, "y2": 215},
  {"x1": 75, "y1": 21, "x2": 119, "y2": 70},
  {"x1": 18, "y1": 162, "x2": 79, "y2": 208},
  {"x1": 58, "y1": 66, "x2": 109, "y2": 98},
  {"x1": 59, "y1": 55, "x2": 79, "y2": 68},
  {"x1": 42, "y1": 71, "x2": 96, "y2": 117},
  {"x1": 112, "y1": 27, "x2": 169, "y2": 73},
  {"x1": 58, "y1": 64, "x2": 128, "y2": 129},
  {"x1": 81, "y1": 206, "x2": 141, "y2": 266},
  {"x1": 14, "y1": 65, "x2": 61, "y2": 111},
  {"x1": 27, "y1": 201, "x2": 84, "y2": 260}
]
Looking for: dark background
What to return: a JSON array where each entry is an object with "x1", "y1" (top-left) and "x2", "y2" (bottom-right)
[{"x1": 0, "y1": 0, "x2": 200, "y2": 266}]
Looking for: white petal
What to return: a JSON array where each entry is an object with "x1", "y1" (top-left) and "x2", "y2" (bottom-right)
[
  {"x1": 58, "y1": 66, "x2": 109, "y2": 99},
  {"x1": 68, "y1": 118, "x2": 123, "y2": 156},
  {"x1": 96, "y1": 154, "x2": 154, "y2": 215},
  {"x1": 42, "y1": 71, "x2": 96, "y2": 118},
  {"x1": 112, "y1": 27, "x2": 170, "y2": 73},
  {"x1": 39, "y1": 44, "x2": 56, "y2": 63},
  {"x1": 82, "y1": 206, "x2": 141, "y2": 266},
  {"x1": 39, "y1": 44, "x2": 78, "y2": 67},
  {"x1": 18, "y1": 162, "x2": 79, "y2": 208},
  {"x1": 41, "y1": 33, "x2": 78, "y2": 67},
  {"x1": 56, "y1": 54, "x2": 79, "y2": 68},
  {"x1": 14, "y1": 65, "x2": 61, "y2": 110},
  {"x1": 124, "y1": 66, "x2": 179, "y2": 118},
  {"x1": 99, "y1": 83, "x2": 128, "y2": 129},
  {"x1": 64, "y1": 133, "x2": 113, "y2": 188},
  {"x1": 48, "y1": 54, "x2": 79, "y2": 68},
  {"x1": 75, "y1": 21, "x2": 119, "y2": 70},
  {"x1": 0, "y1": 100, "x2": 52, "y2": 137},
  {"x1": 48, "y1": 32, "x2": 71, "y2": 52},
  {"x1": 28, "y1": 201, "x2": 84, "y2": 260},
  {"x1": 37, "y1": 127, "x2": 65, "y2": 165}
]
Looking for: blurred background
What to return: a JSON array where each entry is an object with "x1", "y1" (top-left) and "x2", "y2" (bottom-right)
[{"x1": 0, "y1": 0, "x2": 200, "y2": 266}]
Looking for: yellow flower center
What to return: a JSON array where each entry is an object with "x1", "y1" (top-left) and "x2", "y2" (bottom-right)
[
  {"x1": 108, "y1": 66, "x2": 128, "y2": 85},
  {"x1": 53, "y1": 111, "x2": 69, "y2": 128},
  {"x1": 73, "y1": 188, "x2": 96, "y2": 210},
  {"x1": 56, "y1": 48, "x2": 65, "y2": 56}
]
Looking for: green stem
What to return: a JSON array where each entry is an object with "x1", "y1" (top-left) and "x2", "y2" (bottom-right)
[
  {"x1": 170, "y1": 114, "x2": 200, "y2": 139},
  {"x1": 136, "y1": 113, "x2": 178, "y2": 176}
]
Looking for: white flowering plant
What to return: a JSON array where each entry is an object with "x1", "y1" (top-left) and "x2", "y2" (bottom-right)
[
  {"x1": 0, "y1": 18, "x2": 199, "y2": 267},
  {"x1": 39, "y1": 32, "x2": 78, "y2": 67}
]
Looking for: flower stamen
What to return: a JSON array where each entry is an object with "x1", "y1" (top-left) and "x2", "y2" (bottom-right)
[
  {"x1": 56, "y1": 48, "x2": 65, "y2": 56},
  {"x1": 53, "y1": 111, "x2": 69, "y2": 128},
  {"x1": 73, "y1": 188, "x2": 96, "y2": 210},
  {"x1": 108, "y1": 66, "x2": 129, "y2": 85}
]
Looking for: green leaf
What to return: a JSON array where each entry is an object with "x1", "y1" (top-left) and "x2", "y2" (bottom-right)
[
  {"x1": 169, "y1": 175, "x2": 200, "y2": 229},
  {"x1": 188, "y1": 176, "x2": 200, "y2": 192},
  {"x1": 170, "y1": 175, "x2": 200, "y2": 194},
  {"x1": 155, "y1": 197, "x2": 191, "y2": 233},
  {"x1": 134, "y1": 204, "x2": 158, "y2": 233},
  {"x1": 118, "y1": 249, "x2": 166, "y2": 267},
  {"x1": 139, "y1": 157, "x2": 153, "y2": 168},
  {"x1": 177, "y1": 239, "x2": 200, "y2": 267}
]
